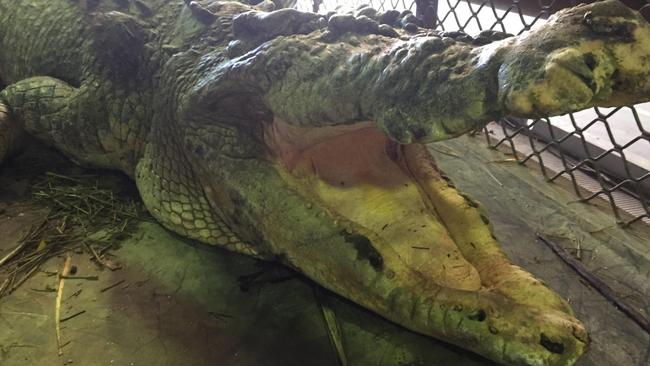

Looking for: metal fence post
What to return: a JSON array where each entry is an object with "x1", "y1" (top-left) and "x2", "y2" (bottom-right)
[
  {"x1": 312, "y1": 0, "x2": 322, "y2": 13},
  {"x1": 416, "y1": 0, "x2": 438, "y2": 29}
]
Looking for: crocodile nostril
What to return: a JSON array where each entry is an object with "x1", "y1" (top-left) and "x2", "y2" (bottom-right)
[
  {"x1": 468, "y1": 309, "x2": 486, "y2": 322},
  {"x1": 584, "y1": 53, "x2": 597, "y2": 71},
  {"x1": 540, "y1": 333, "x2": 565, "y2": 354}
]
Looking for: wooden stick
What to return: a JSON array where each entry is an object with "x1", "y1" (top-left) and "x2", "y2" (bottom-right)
[
  {"x1": 84, "y1": 242, "x2": 118, "y2": 270},
  {"x1": 45, "y1": 171, "x2": 83, "y2": 182},
  {"x1": 60, "y1": 310, "x2": 86, "y2": 323},
  {"x1": 60, "y1": 275, "x2": 99, "y2": 281},
  {"x1": 0, "y1": 241, "x2": 27, "y2": 267},
  {"x1": 537, "y1": 234, "x2": 650, "y2": 334},
  {"x1": 55, "y1": 254, "x2": 73, "y2": 356},
  {"x1": 313, "y1": 287, "x2": 347, "y2": 366},
  {"x1": 10, "y1": 264, "x2": 41, "y2": 292},
  {"x1": 0, "y1": 278, "x2": 9, "y2": 297},
  {"x1": 100, "y1": 279, "x2": 125, "y2": 293}
]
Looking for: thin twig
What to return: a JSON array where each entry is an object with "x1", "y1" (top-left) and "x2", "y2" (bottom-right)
[
  {"x1": 100, "y1": 279, "x2": 125, "y2": 293},
  {"x1": 537, "y1": 234, "x2": 650, "y2": 334},
  {"x1": 60, "y1": 310, "x2": 85, "y2": 323},
  {"x1": 483, "y1": 167, "x2": 504, "y2": 187},
  {"x1": 313, "y1": 287, "x2": 347, "y2": 366},
  {"x1": 487, "y1": 158, "x2": 519, "y2": 164},
  {"x1": 46, "y1": 172, "x2": 83, "y2": 182},
  {"x1": 0, "y1": 278, "x2": 9, "y2": 297},
  {"x1": 60, "y1": 275, "x2": 99, "y2": 281},
  {"x1": 208, "y1": 311, "x2": 235, "y2": 322},
  {"x1": 11, "y1": 264, "x2": 42, "y2": 292},
  {"x1": 84, "y1": 242, "x2": 118, "y2": 270},
  {"x1": 1, "y1": 171, "x2": 139, "y2": 299},
  {"x1": 429, "y1": 146, "x2": 461, "y2": 158},
  {"x1": 65, "y1": 289, "x2": 82, "y2": 300},
  {"x1": 56, "y1": 254, "x2": 73, "y2": 356},
  {"x1": 0, "y1": 242, "x2": 28, "y2": 267}
]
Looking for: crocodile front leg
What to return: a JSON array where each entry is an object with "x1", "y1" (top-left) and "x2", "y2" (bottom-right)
[
  {"x1": 0, "y1": 77, "x2": 77, "y2": 164},
  {"x1": 135, "y1": 123, "x2": 268, "y2": 257},
  {"x1": 0, "y1": 76, "x2": 149, "y2": 175}
]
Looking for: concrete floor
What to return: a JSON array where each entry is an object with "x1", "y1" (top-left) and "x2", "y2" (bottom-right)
[{"x1": 0, "y1": 135, "x2": 649, "y2": 366}]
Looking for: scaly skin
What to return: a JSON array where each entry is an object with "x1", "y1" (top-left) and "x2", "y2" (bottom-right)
[{"x1": 1, "y1": 1, "x2": 649, "y2": 365}]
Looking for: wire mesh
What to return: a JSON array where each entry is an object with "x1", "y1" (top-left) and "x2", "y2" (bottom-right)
[
  {"x1": 299, "y1": 0, "x2": 650, "y2": 226},
  {"x1": 297, "y1": 0, "x2": 415, "y2": 12}
]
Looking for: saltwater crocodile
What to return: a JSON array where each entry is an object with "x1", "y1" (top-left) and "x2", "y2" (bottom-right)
[{"x1": 0, "y1": 0, "x2": 649, "y2": 364}]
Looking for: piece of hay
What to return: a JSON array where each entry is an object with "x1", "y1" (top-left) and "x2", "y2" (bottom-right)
[{"x1": 55, "y1": 254, "x2": 73, "y2": 356}]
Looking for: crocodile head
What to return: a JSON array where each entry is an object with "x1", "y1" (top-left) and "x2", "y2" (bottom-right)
[
  {"x1": 498, "y1": 0, "x2": 650, "y2": 117},
  {"x1": 156, "y1": 1, "x2": 650, "y2": 365}
]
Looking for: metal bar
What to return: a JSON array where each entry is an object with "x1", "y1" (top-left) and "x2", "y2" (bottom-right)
[
  {"x1": 312, "y1": 0, "x2": 322, "y2": 13},
  {"x1": 416, "y1": 0, "x2": 439, "y2": 28}
]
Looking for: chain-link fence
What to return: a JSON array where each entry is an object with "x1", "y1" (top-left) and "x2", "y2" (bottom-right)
[{"x1": 297, "y1": 0, "x2": 650, "y2": 226}]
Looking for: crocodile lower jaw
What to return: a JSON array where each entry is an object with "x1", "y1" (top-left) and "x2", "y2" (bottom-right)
[{"x1": 263, "y1": 118, "x2": 588, "y2": 366}]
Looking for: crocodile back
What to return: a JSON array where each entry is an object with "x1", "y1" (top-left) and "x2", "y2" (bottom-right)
[{"x1": 0, "y1": 0, "x2": 89, "y2": 86}]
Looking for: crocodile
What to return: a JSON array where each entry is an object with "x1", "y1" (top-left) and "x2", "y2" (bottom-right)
[{"x1": 0, "y1": 0, "x2": 649, "y2": 364}]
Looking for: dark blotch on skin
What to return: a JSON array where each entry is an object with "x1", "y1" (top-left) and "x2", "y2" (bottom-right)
[
  {"x1": 584, "y1": 52, "x2": 597, "y2": 70},
  {"x1": 411, "y1": 127, "x2": 427, "y2": 140},
  {"x1": 540, "y1": 333, "x2": 565, "y2": 354},
  {"x1": 340, "y1": 230, "x2": 384, "y2": 272},
  {"x1": 583, "y1": 12, "x2": 637, "y2": 42},
  {"x1": 194, "y1": 144, "x2": 205, "y2": 158},
  {"x1": 385, "y1": 141, "x2": 399, "y2": 161},
  {"x1": 460, "y1": 193, "x2": 479, "y2": 208},
  {"x1": 468, "y1": 309, "x2": 487, "y2": 322}
]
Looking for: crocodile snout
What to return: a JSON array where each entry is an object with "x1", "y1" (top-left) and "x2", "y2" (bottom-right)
[{"x1": 496, "y1": 0, "x2": 650, "y2": 118}]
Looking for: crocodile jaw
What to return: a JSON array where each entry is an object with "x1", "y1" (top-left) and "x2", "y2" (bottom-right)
[
  {"x1": 266, "y1": 118, "x2": 483, "y2": 291},
  {"x1": 263, "y1": 117, "x2": 588, "y2": 365}
]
